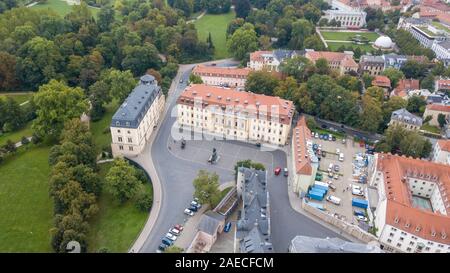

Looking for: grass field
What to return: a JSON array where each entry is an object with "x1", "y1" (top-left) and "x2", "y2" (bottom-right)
[
  {"x1": 0, "y1": 121, "x2": 33, "y2": 146},
  {"x1": 31, "y1": 0, "x2": 99, "y2": 17},
  {"x1": 320, "y1": 31, "x2": 380, "y2": 42},
  {"x1": 194, "y1": 11, "x2": 235, "y2": 59},
  {"x1": 0, "y1": 92, "x2": 33, "y2": 105},
  {"x1": 87, "y1": 162, "x2": 152, "y2": 253},
  {"x1": 90, "y1": 101, "x2": 119, "y2": 153},
  {"x1": 421, "y1": 123, "x2": 441, "y2": 134},
  {"x1": 0, "y1": 146, "x2": 53, "y2": 252},
  {"x1": 326, "y1": 41, "x2": 376, "y2": 53}
]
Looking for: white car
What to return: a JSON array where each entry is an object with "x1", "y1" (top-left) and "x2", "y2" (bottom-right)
[
  {"x1": 314, "y1": 132, "x2": 319, "y2": 138},
  {"x1": 336, "y1": 148, "x2": 340, "y2": 154},
  {"x1": 356, "y1": 215, "x2": 368, "y2": 222},
  {"x1": 191, "y1": 200, "x2": 202, "y2": 209},
  {"x1": 170, "y1": 228, "x2": 181, "y2": 235},
  {"x1": 165, "y1": 233, "x2": 178, "y2": 241},
  {"x1": 184, "y1": 208, "x2": 194, "y2": 216}
]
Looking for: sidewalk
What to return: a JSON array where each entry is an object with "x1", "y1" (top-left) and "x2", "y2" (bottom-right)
[{"x1": 174, "y1": 206, "x2": 209, "y2": 250}]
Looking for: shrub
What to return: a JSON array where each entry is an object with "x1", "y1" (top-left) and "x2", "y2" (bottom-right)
[
  {"x1": 21, "y1": 136, "x2": 30, "y2": 145},
  {"x1": 135, "y1": 190, "x2": 152, "y2": 212}
]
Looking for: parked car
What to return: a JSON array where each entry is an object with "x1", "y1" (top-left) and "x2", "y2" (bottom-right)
[
  {"x1": 313, "y1": 144, "x2": 318, "y2": 150},
  {"x1": 328, "y1": 134, "x2": 333, "y2": 141},
  {"x1": 165, "y1": 233, "x2": 177, "y2": 241},
  {"x1": 354, "y1": 210, "x2": 365, "y2": 217},
  {"x1": 334, "y1": 165, "x2": 340, "y2": 172},
  {"x1": 191, "y1": 200, "x2": 202, "y2": 208},
  {"x1": 314, "y1": 132, "x2": 319, "y2": 138},
  {"x1": 336, "y1": 148, "x2": 340, "y2": 154},
  {"x1": 256, "y1": 142, "x2": 261, "y2": 147},
  {"x1": 342, "y1": 138, "x2": 346, "y2": 144},
  {"x1": 224, "y1": 222, "x2": 232, "y2": 232},
  {"x1": 174, "y1": 224, "x2": 184, "y2": 232},
  {"x1": 352, "y1": 189, "x2": 364, "y2": 196},
  {"x1": 328, "y1": 182, "x2": 337, "y2": 191},
  {"x1": 162, "y1": 237, "x2": 173, "y2": 246},
  {"x1": 338, "y1": 153, "x2": 344, "y2": 162},
  {"x1": 356, "y1": 215, "x2": 368, "y2": 222},
  {"x1": 179, "y1": 79, "x2": 183, "y2": 83},
  {"x1": 189, "y1": 205, "x2": 198, "y2": 212},
  {"x1": 321, "y1": 124, "x2": 328, "y2": 129},
  {"x1": 321, "y1": 151, "x2": 326, "y2": 157},
  {"x1": 170, "y1": 228, "x2": 181, "y2": 236},
  {"x1": 283, "y1": 168, "x2": 288, "y2": 177},
  {"x1": 326, "y1": 195, "x2": 341, "y2": 205},
  {"x1": 332, "y1": 136, "x2": 336, "y2": 141},
  {"x1": 333, "y1": 174, "x2": 339, "y2": 180},
  {"x1": 274, "y1": 167, "x2": 281, "y2": 175},
  {"x1": 158, "y1": 243, "x2": 168, "y2": 252},
  {"x1": 184, "y1": 208, "x2": 194, "y2": 216},
  {"x1": 327, "y1": 163, "x2": 333, "y2": 172}
]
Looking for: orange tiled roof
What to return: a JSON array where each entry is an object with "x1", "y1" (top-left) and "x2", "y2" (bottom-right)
[
  {"x1": 293, "y1": 117, "x2": 313, "y2": 175},
  {"x1": 192, "y1": 65, "x2": 251, "y2": 77},
  {"x1": 305, "y1": 51, "x2": 358, "y2": 68},
  {"x1": 376, "y1": 153, "x2": 450, "y2": 244},
  {"x1": 437, "y1": 79, "x2": 450, "y2": 90},
  {"x1": 437, "y1": 13, "x2": 450, "y2": 25},
  {"x1": 392, "y1": 79, "x2": 419, "y2": 97},
  {"x1": 372, "y1": 76, "x2": 391, "y2": 88},
  {"x1": 177, "y1": 84, "x2": 295, "y2": 125},
  {"x1": 438, "y1": 139, "x2": 450, "y2": 152},
  {"x1": 249, "y1": 51, "x2": 272, "y2": 62},
  {"x1": 426, "y1": 103, "x2": 450, "y2": 112}
]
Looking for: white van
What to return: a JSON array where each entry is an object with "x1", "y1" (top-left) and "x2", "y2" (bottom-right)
[
  {"x1": 338, "y1": 153, "x2": 344, "y2": 162},
  {"x1": 326, "y1": 195, "x2": 341, "y2": 205}
]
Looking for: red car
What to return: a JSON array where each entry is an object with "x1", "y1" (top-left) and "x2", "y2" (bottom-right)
[
  {"x1": 274, "y1": 167, "x2": 281, "y2": 175},
  {"x1": 174, "y1": 224, "x2": 184, "y2": 232}
]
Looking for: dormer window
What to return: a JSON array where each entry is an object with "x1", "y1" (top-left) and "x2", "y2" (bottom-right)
[{"x1": 116, "y1": 121, "x2": 120, "y2": 126}]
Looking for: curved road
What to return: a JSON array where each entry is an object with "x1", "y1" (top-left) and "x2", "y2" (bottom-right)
[{"x1": 138, "y1": 60, "x2": 343, "y2": 253}]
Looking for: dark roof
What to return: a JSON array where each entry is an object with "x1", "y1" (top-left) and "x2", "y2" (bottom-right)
[
  {"x1": 273, "y1": 49, "x2": 303, "y2": 62},
  {"x1": 236, "y1": 167, "x2": 273, "y2": 253},
  {"x1": 290, "y1": 236, "x2": 383, "y2": 253},
  {"x1": 111, "y1": 75, "x2": 162, "y2": 129},
  {"x1": 390, "y1": 108, "x2": 423, "y2": 126},
  {"x1": 198, "y1": 211, "x2": 225, "y2": 236}
]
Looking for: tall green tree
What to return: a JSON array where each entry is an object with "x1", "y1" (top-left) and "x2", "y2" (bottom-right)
[
  {"x1": 245, "y1": 70, "x2": 280, "y2": 95},
  {"x1": 227, "y1": 23, "x2": 258, "y2": 60},
  {"x1": 193, "y1": 170, "x2": 221, "y2": 207},
  {"x1": 105, "y1": 158, "x2": 140, "y2": 204},
  {"x1": 102, "y1": 69, "x2": 137, "y2": 101}
]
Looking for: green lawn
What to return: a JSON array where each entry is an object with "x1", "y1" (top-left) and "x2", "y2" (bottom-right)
[
  {"x1": 194, "y1": 11, "x2": 235, "y2": 59},
  {"x1": 320, "y1": 31, "x2": 380, "y2": 42},
  {"x1": 326, "y1": 41, "x2": 376, "y2": 54},
  {"x1": 87, "y1": 162, "x2": 152, "y2": 253},
  {"x1": 90, "y1": 101, "x2": 118, "y2": 153},
  {"x1": 0, "y1": 92, "x2": 33, "y2": 105},
  {"x1": 0, "y1": 121, "x2": 33, "y2": 146},
  {"x1": 31, "y1": 0, "x2": 99, "y2": 17},
  {"x1": 0, "y1": 146, "x2": 53, "y2": 252},
  {"x1": 421, "y1": 123, "x2": 441, "y2": 134}
]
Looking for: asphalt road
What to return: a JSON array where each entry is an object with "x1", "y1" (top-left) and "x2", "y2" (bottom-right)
[{"x1": 139, "y1": 60, "x2": 343, "y2": 253}]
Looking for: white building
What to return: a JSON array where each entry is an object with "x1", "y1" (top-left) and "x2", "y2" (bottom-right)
[
  {"x1": 431, "y1": 40, "x2": 450, "y2": 62},
  {"x1": 191, "y1": 65, "x2": 250, "y2": 88},
  {"x1": 291, "y1": 117, "x2": 319, "y2": 194},
  {"x1": 110, "y1": 75, "x2": 165, "y2": 157},
  {"x1": 368, "y1": 153, "x2": 450, "y2": 253},
  {"x1": 247, "y1": 50, "x2": 302, "y2": 72},
  {"x1": 176, "y1": 84, "x2": 295, "y2": 146},
  {"x1": 432, "y1": 140, "x2": 450, "y2": 165},
  {"x1": 322, "y1": 10, "x2": 367, "y2": 28}
]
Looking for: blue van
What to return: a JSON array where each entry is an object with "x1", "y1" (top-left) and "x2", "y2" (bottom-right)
[
  {"x1": 162, "y1": 237, "x2": 173, "y2": 246},
  {"x1": 223, "y1": 222, "x2": 232, "y2": 232}
]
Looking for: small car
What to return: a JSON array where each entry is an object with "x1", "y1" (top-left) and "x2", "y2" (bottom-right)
[
  {"x1": 328, "y1": 182, "x2": 337, "y2": 191},
  {"x1": 334, "y1": 174, "x2": 339, "y2": 180},
  {"x1": 328, "y1": 134, "x2": 333, "y2": 141},
  {"x1": 179, "y1": 79, "x2": 183, "y2": 83},
  {"x1": 174, "y1": 224, "x2": 184, "y2": 232},
  {"x1": 158, "y1": 243, "x2": 168, "y2": 252},
  {"x1": 165, "y1": 233, "x2": 177, "y2": 241},
  {"x1": 342, "y1": 139, "x2": 346, "y2": 144},
  {"x1": 334, "y1": 165, "x2": 340, "y2": 172},
  {"x1": 191, "y1": 200, "x2": 202, "y2": 209},
  {"x1": 356, "y1": 215, "x2": 368, "y2": 222},
  {"x1": 189, "y1": 205, "x2": 198, "y2": 212},
  {"x1": 336, "y1": 148, "x2": 340, "y2": 154},
  {"x1": 162, "y1": 237, "x2": 173, "y2": 246},
  {"x1": 283, "y1": 168, "x2": 288, "y2": 177},
  {"x1": 274, "y1": 167, "x2": 281, "y2": 175},
  {"x1": 170, "y1": 228, "x2": 181, "y2": 236},
  {"x1": 224, "y1": 222, "x2": 232, "y2": 232},
  {"x1": 256, "y1": 142, "x2": 261, "y2": 147},
  {"x1": 315, "y1": 132, "x2": 319, "y2": 138},
  {"x1": 184, "y1": 209, "x2": 194, "y2": 216}
]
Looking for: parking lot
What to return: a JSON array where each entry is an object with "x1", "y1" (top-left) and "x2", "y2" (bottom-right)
[{"x1": 308, "y1": 133, "x2": 369, "y2": 224}]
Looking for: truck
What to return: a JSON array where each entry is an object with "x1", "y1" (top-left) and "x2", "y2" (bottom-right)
[
  {"x1": 352, "y1": 198, "x2": 368, "y2": 209},
  {"x1": 314, "y1": 181, "x2": 329, "y2": 191},
  {"x1": 310, "y1": 186, "x2": 326, "y2": 195},
  {"x1": 308, "y1": 191, "x2": 324, "y2": 201},
  {"x1": 307, "y1": 201, "x2": 326, "y2": 211}
]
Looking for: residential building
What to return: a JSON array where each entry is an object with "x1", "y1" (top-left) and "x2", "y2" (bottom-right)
[
  {"x1": 371, "y1": 75, "x2": 391, "y2": 90},
  {"x1": 424, "y1": 103, "x2": 450, "y2": 126},
  {"x1": 291, "y1": 117, "x2": 319, "y2": 194},
  {"x1": 289, "y1": 236, "x2": 383, "y2": 253},
  {"x1": 176, "y1": 84, "x2": 295, "y2": 146},
  {"x1": 192, "y1": 65, "x2": 251, "y2": 88},
  {"x1": 431, "y1": 40, "x2": 450, "y2": 63},
  {"x1": 390, "y1": 79, "x2": 420, "y2": 99},
  {"x1": 110, "y1": 74, "x2": 165, "y2": 157},
  {"x1": 368, "y1": 153, "x2": 450, "y2": 253},
  {"x1": 186, "y1": 211, "x2": 226, "y2": 253},
  {"x1": 235, "y1": 167, "x2": 273, "y2": 253},
  {"x1": 359, "y1": 55, "x2": 385, "y2": 76},
  {"x1": 389, "y1": 108, "x2": 423, "y2": 130},
  {"x1": 432, "y1": 140, "x2": 450, "y2": 165},
  {"x1": 247, "y1": 49, "x2": 302, "y2": 72},
  {"x1": 304, "y1": 50, "x2": 358, "y2": 75},
  {"x1": 435, "y1": 78, "x2": 450, "y2": 92},
  {"x1": 383, "y1": 54, "x2": 408, "y2": 70},
  {"x1": 322, "y1": 9, "x2": 367, "y2": 28}
]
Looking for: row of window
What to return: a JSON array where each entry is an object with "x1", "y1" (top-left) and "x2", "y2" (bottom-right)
[
  {"x1": 117, "y1": 137, "x2": 133, "y2": 143},
  {"x1": 118, "y1": 145, "x2": 134, "y2": 151}
]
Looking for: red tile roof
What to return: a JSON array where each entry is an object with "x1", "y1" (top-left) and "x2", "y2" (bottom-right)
[
  {"x1": 177, "y1": 84, "x2": 295, "y2": 125},
  {"x1": 437, "y1": 139, "x2": 450, "y2": 152},
  {"x1": 249, "y1": 51, "x2": 272, "y2": 62},
  {"x1": 372, "y1": 76, "x2": 391, "y2": 88},
  {"x1": 305, "y1": 51, "x2": 358, "y2": 68},
  {"x1": 376, "y1": 153, "x2": 450, "y2": 244},
  {"x1": 293, "y1": 117, "x2": 313, "y2": 175},
  {"x1": 391, "y1": 79, "x2": 419, "y2": 98},
  {"x1": 192, "y1": 65, "x2": 251, "y2": 78},
  {"x1": 436, "y1": 79, "x2": 450, "y2": 90},
  {"x1": 426, "y1": 104, "x2": 450, "y2": 112}
]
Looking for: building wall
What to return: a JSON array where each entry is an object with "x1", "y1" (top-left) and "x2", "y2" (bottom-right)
[
  {"x1": 176, "y1": 104, "x2": 291, "y2": 146},
  {"x1": 388, "y1": 120, "x2": 420, "y2": 131},
  {"x1": 431, "y1": 41, "x2": 450, "y2": 61},
  {"x1": 359, "y1": 62, "x2": 384, "y2": 76},
  {"x1": 194, "y1": 73, "x2": 247, "y2": 88},
  {"x1": 290, "y1": 140, "x2": 317, "y2": 193},
  {"x1": 248, "y1": 59, "x2": 280, "y2": 72},
  {"x1": 111, "y1": 94, "x2": 165, "y2": 157},
  {"x1": 423, "y1": 108, "x2": 450, "y2": 126},
  {"x1": 432, "y1": 145, "x2": 450, "y2": 165},
  {"x1": 323, "y1": 11, "x2": 366, "y2": 28}
]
